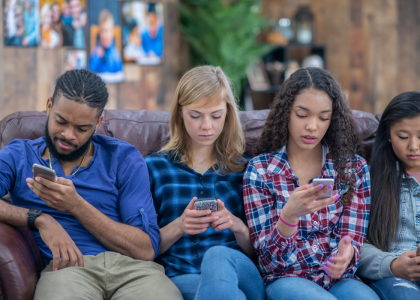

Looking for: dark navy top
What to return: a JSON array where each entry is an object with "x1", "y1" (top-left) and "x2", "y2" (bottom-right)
[{"x1": 0, "y1": 135, "x2": 160, "y2": 265}]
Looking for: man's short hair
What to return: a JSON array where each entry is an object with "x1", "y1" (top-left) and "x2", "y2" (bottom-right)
[{"x1": 52, "y1": 69, "x2": 109, "y2": 118}]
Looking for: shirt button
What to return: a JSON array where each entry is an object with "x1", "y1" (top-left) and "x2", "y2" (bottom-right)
[
  {"x1": 313, "y1": 221, "x2": 318, "y2": 226},
  {"x1": 140, "y1": 208, "x2": 144, "y2": 212},
  {"x1": 195, "y1": 254, "x2": 199, "y2": 258},
  {"x1": 312, "y1": 245, "x2": 318, "y2": 250},
  {"x1": 200, "y1": 191, "x2": 204, "y2": 195},
  {"x1": 281, "y1": 242, "x2": 285, "y2": 246},
  {"x1": 199, "y1": 176, "x2": 203, "y2": 180}
]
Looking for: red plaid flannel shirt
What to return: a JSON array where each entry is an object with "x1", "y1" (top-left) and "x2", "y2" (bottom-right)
[{"x1": 243, "y1": 144, "x2": 370, "y2": 289}]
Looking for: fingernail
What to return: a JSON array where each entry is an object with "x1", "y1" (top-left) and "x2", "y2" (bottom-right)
[
  {"x1": 335, "y1": 195, "x2": 340, "y2": 199},
  {"x1": 327, "y1": 185, "x2": 332, "y2": 190},
  {"x1": 215, "y1": 217, "x2": 219, "y2": 220},
  {"x1": 310, "y1": 184, "x2": 313, "y2": 187},
  {"x1": 329, "y1": 257, "x2": 333, "y2": 262},
  {"x1": 318, "y1": 184, "x2": 323, "y2": 189},
  {"x1": 36, "y1": 177, "x2": 40, "y2": 182},
  {"x1": 325, "y1": 261, "x2": 329, "y2": 266},
  {"x1": 324, "y1": 267, "x2": 328, "y2": 272},
  {"x1": 345, "y1": 237, "x2": 349, "y2": 242}
]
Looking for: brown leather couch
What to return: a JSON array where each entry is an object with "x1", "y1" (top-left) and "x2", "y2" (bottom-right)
[{"x1": 0, "y1": 109, "x2": 379, "y2": 300}]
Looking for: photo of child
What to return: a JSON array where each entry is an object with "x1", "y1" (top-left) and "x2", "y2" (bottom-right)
[
  {"x1": 89, "y1": 8, "x2": 124, "y2": 83},
  {"x1": 122, "y1": 1, "x2": 164, "y2": 65},
  {"x1": 65, "y1": 49, "x2": 86, "y2": 70},
  {"x1": 3, "y1": 0, "x2": 39, "y2": 47}
]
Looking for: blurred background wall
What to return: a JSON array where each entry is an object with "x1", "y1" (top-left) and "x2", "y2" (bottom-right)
[
  {"x1": 0, "y1": 0, "x2": 419, "y2": 120},
  {"x1": 0, "y1": 0, "x2": 181, "y2": 119},
  {"x1": 262, "y1": 0, "x2": 420, "y2": 115}
]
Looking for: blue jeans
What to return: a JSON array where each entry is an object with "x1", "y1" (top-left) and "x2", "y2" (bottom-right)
[
  {"x1": 365, "y1": 277, "x2": 420, "y2": 300},
  {"x1": 266, "y1": 276, "x2": 380, "y2": 300},
  {"x1": 170, "y1": 246, "x2": 265, "y2": 300}
]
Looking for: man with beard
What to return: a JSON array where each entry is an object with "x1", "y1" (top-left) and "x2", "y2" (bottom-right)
[{"x1": 0, "y1": 69, "x2": 182, "y2": 300}]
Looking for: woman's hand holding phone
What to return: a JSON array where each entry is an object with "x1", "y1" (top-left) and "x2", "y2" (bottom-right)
[
  {"x1": 390, "y1": 251, "x2": 420, "y2": 282},
  {"x1": 177, "y1": 197, "x2": 219, "y2": 235},
  {"x1": 277, "y1": 184, "x2": 340, "y2": 237},
  {"x1": 210, "y1": 200, "x2": 247, "y2": 234}
]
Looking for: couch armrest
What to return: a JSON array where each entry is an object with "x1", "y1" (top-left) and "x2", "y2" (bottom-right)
[{"x1": 0, "y1": 205, "x2": 44, "y2": 300}]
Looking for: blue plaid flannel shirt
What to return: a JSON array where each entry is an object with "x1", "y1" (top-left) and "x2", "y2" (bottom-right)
[{"x1": 145, "y1": 151, "x2": 248, "y2": 277}]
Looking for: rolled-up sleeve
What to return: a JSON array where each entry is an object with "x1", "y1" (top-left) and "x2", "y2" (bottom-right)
[{"x1": 117, "y1": 147, "x2": 160, "y2": 257}]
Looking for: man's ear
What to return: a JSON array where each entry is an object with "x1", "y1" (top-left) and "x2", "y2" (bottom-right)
[
  {"x1": 46, "y1": 97, "x2": 53, "y2": 115},
  {"x1": 96, "y1": 114, "x2": 104, "y2": 131}
]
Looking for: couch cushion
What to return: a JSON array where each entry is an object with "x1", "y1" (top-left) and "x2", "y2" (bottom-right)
[{"x1": 0, "y1": 109, "x2": 378, "y2": 160}]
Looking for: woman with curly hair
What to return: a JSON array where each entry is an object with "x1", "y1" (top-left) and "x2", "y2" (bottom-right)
[{"x1": 243, "y1": 67, "x2": 379, "y2": 300}]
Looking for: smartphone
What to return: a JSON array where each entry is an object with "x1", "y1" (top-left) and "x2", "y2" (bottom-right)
[
  {"x1": 312, "y1": 178, "x2": 334, "y2": 200},
  {"x1": 194, "y1": 198, "x2": 218, "y2": 212},
  {"x1": 417, "y1": 244, "x2": 420, "y2": 256},
  {"x1": 32, "y1": 163, "x2": 57, "y2": 182}
]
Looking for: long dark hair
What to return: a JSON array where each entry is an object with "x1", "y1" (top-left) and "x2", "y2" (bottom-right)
[
  {"x1": 256, "y1": 67, "x2": 362, "y2": 205},
  {"x1": 367, "y1": 92, "x2": 420, "y2": 251}
]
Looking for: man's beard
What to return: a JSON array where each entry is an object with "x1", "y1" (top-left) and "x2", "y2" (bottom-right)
[{"x1": 44, "y1": 119, "x2": 93, "y2": 162}]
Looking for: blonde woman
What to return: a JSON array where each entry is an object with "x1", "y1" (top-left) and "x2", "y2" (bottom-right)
[{"x1": 145, "y1": 66, "x2": 265, "y2": 300}]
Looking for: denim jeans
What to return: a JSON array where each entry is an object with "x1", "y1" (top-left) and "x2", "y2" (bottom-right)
[
  {"x1": 265, "y1": 276, "x2": 380, "y2": 300},
  {"x1": 364, "y1": 277, "x2": 420, "y2": 300},
  {"x1": 170, "y1": 246, "x2": 265, "y2": 300}
]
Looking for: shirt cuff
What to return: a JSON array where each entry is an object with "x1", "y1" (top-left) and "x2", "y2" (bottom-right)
[
  {"x1": 271, "y1": 224, "x2": 298, "y2": 251},
  {"x1": 381, "y1": 255, "x2": 398, "y2": 279}
]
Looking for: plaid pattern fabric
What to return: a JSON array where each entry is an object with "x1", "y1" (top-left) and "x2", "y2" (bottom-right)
[
  {"x1": 243, "y1": 144, "x2": 370, "y2": 290},
  {"x1": 145, "y1": 151, "x2": 247, "y2": 278}
]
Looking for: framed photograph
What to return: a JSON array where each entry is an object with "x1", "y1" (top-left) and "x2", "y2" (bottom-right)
[
  {"x1": 88, "y1": 0, "x2": 124, "y2": 83},
  {"x1": 246, "y1": 60, "x2": 271, "y2": 91},
  {"x1": 65, "y1": 49, "x2": 86, "y2": 70},
  {"x1": 39, "y1": 0, "x2": 87, "y2": 48},
  {"x1": 3, "y1": 0, "x2": 40, "y2": 47},
  {"x1": 121, "y1": 1, "x2": 164, "y2": 65}
]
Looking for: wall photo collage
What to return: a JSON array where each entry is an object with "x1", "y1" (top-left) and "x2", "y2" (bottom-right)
[{"x1": 3, "y1": 0, "x2": 164, "y2": 83}]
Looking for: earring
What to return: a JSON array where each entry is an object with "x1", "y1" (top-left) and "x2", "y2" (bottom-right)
[{"x1": 389, "y1": 138, "x2": 391, "y2": 142}]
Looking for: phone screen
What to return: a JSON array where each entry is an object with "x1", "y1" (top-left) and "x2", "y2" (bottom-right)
[{"x1": 312, "y1": 178, "x2": 334, "y2": 200}]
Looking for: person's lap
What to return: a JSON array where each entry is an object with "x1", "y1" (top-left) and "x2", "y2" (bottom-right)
[
  {"x1": 34, "y1": 252, "x2": 182, "y2": 300},
  {"x1": 365, "y1": 277, "x2": 420, "y2": 300},
  {"x1": 266, "y1": 276, "x2": 379, "y2": 300},
  {"x1": 170, "y1": 246, "x2": 265, "y2": 300}
]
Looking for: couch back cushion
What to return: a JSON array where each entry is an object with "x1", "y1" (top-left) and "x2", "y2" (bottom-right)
[{"x1": 0, "y1": 109, "x2": 378, "y2": 160}]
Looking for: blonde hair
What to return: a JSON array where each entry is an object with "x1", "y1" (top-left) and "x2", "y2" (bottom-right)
[
  {"x1": 99, "y1": 9, "x2": 114, "y2": 26},
  {"x1": 162, "y1": 65, "x2": 246, "y2": 173}
]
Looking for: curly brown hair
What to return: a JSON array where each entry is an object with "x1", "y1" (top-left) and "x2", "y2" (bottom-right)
[{"x1": 256, "y1": 67, "x2": 362, "y2": 205}]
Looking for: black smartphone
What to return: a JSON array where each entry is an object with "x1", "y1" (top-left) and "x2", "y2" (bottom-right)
[
  {"x1": 32, "y1": 163, "x2": 57, "y2": 182},
  {"x1": 194, "y1": 198, "x2": 218, "y2": 212}
]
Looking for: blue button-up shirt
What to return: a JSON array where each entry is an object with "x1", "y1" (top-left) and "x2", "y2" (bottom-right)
[
  {"x1": 0, "y1": 136, "x2": 160, "y2": 265},
  {"x1": 145, "y1": 151, "x2": 247, "y2": 277}
]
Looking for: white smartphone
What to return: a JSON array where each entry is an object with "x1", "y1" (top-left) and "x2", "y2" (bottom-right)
[
  {"x1": 32, "y1": 163, "x2": 57, "y2": 182},
  {"x1": 312, "y1": 178, "x2": 334, "y2": 200}
]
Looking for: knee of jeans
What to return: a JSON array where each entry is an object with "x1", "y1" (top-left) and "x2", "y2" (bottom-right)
[{"x1": 201, "y1": 246, "x2": 234, "y2": 268}]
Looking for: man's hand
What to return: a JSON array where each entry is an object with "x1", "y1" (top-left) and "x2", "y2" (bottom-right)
[
  {"x1": 324, "y1": 236, "x2": 355, "y2": 279},
  {"x1": 210, "y1": 200, "x2": 246, "y2": 234},
  {"x1": 390, "y1": 251, "x2": 420, "y2": 282},
  {"x1": 26, "y1": 177, "x2": 83, "y2": 214},
  {"x1": 35, "y1": 214, "x2": 84, "y2": 270}
]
